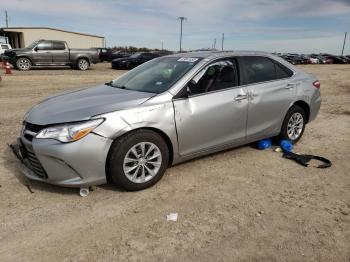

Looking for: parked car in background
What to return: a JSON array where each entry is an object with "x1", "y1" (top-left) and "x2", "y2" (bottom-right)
[
  {"x1": 340, "y1": 56, "x2": 350, "y2": 63},
  {"x1": 91, "y1": 47, "x2": 110, "y2": 62},
  {"x1": 112, "y1": 52, "x2": 159, "y2": 69},
  {"x1": 330, "y1": 55, "x2": 348, "y2": 64},
  {"x1": 310, "y1": 54, "x2": 328, "y2": 64},
  {"x1": 3, "y1": 40, "x2": 99, "y2": 71},
  {"x1": 0, "y1": 43, "x2": 11, "y2": 55},
  {"x1": 106, "y1": 50, "x2": 131, "y2": 62},
  {"x1": 280, "y1": 54, "x2": 308, "y2": 65},
  {"x1": 11, "y1": 51, "x2": 321, "y2": 191}
]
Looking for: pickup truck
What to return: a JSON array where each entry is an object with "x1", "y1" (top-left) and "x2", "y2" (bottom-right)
[{"x1": 3, "y1": 40, "x2": 99, "y2": 71}]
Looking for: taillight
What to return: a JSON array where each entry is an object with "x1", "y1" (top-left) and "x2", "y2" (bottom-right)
[{"x1": 313, "y1": 80, "x2": 320, "y2": 89}]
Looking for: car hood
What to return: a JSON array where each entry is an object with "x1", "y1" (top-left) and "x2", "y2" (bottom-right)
[
  {"x1": 5, "y1": 48, "x2": 30, "y2": 53},
  {"x1": 25, "y1": 85, "x2": 155, "y2": 125}
]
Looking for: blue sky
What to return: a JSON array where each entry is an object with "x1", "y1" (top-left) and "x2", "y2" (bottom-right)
[{"x1": 1, "y1": 0, "x2": 350, "y2": 54}]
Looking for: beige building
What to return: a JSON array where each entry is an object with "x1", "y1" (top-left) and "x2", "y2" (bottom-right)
[{"x1": 0, "y1": 27, "x2": 104, "y2": 49}]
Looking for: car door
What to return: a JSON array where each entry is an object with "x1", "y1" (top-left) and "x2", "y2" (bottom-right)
[
  {"x1": 33, "y1": 41, "x2": 53, "y2": 64},
  {"x1": 173, "y1": 59, "x2": 248, "y2": 156},
  {"x1": 239, "y1": 56, "x2": 296, "y2": 141},
  {"x1": 52, "y1": 41, "x2": 69, "y2": 64}
]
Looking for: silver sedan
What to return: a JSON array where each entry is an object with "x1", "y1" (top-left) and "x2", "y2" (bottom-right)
[{"x1": 12, "y1": 51, "x2": 321, "y2": 191}]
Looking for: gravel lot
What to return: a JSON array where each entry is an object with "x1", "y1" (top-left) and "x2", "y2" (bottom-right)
[{"x1": 0, "y1": 63, "x2": 349, "y2": 261}]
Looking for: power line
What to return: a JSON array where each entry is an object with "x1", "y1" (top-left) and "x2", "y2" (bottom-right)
[{"x1": 177, "y1": 17, "x2": 187, "y2": 52}]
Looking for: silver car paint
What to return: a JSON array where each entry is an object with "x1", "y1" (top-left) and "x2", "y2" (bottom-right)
[
  {"x1": 17, "y1": 51, "x2": 321, "y2": 187},
  {"x1": 26, "y1": 85, "x2": 155, "y2": 125}
]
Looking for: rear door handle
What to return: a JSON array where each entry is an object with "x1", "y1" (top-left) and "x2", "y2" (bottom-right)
[{"x1": 234, "y1": 94, "x2": 248, "y2": 101}]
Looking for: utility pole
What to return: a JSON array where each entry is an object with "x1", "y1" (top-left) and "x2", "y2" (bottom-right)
[
  {"x1": 213, "y1": 38, "x2": 216, "y2": 49},
  {"x1": 178, "y1": 17, "x2": 187, "y2": 52},
  {"x1": 5, "y1": 10, "x2": 9, "y2": 27},
  {"x1": 341, "y1": 32, "x2": 347, "y2": 56},
  {"x1": 161, "y1": 41, "x2": 163, "y2": 51},
  {"x1": 221, "y1": 33, "x2": 224, "y2": 51}
]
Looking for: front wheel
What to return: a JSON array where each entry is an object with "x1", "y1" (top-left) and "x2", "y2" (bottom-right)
[
  {"x1": 107, "y1": 130, "x2": 169, "y2": 191},
  {"x1": 16, "y1": 57, "x2": 32, "y2": 71},
  {"x1": 76, "y1": 58, "x2": 89, "y2": 70},
  {"x1": 279, "y1": 105, "x2": 306, "y2": 143}
]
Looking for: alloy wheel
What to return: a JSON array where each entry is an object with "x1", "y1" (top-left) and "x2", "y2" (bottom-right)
[
  {"x1": 287, "y1": 112, "x2": 304, "y2": 140},
  {"x1": 17, "y1": 58, "x2": 30, "y2": 70},
  {"x1": 78, "y1": 59, "x2": 89, "y2": 70},
  {"x1": 123, "y1": 142, "x2": 162, "y2": 183}
]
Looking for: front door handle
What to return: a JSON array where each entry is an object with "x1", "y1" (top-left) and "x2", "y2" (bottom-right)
[{"x1": 234, "y1": 94, "x2": 248, "y2": 101}]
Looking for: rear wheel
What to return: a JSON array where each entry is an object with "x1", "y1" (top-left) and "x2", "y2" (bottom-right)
[
  {"x1": 16, "y1": 57, "x2": 32, "y2": 71},
  {"x1": 279, "y1": 105, "x2": 306, "y2": 143},
  {"x1": 76, "y1": 58, "x2": 89, "y2": 70},
  {"x1": 107, "y1": 130, "x2": 169, "y2": 191}
]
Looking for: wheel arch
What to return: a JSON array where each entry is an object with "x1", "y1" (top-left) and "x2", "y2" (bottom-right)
[
  {"x1": 293, "y1": 100, "x2": 310, "y2": 123},
  {"x1": 76, "y1": 56, "x2": 91, "y2": 64},
  {"x1": 105, "y1": 127, "x2": 174, "y2": 183},
  {"x1": 16, "y1": 56, "x2": 33, "y2": 64}
]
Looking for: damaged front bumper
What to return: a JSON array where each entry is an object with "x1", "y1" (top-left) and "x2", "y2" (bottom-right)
[{"x1": 10, "y1": 133, "x2": 113, "y2": 188}]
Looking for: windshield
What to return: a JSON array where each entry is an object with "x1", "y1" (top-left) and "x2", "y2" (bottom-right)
[
  {"x1": 26, "y1": 40, "x2": 41, "y2": 49},
  {"x1": 109, "y1": 56, "x2": 202, "y2": 93}
]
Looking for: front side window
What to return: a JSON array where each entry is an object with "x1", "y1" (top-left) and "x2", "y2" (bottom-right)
[
  {"x1": 1, "y1": 44, "x2": 9, "y2": 49},
  {"x1": 188, "y1": 59, "x2": 238, "y2": 95},
  {"x1": 36, "y1": 41, "x2": 52, "y2": 51},
  {"x1": 109, "y1": 56, "x2": 202, "y2": 93}
]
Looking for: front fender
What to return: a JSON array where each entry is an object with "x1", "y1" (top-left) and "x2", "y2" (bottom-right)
[{"x1": 92, "y1": 102, "x2": 179, "y2": 161}]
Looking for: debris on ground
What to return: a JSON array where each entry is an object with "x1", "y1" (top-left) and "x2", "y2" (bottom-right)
[
  {"x1": 166, "y1": 212, "x2": 178, "y2": 222},
  {"x1": 25, "y1": 184, "x2": 34, "y2": 194}
]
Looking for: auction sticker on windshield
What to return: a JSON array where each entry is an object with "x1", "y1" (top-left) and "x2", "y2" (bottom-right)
[{"x1": 177, "y1": 57, "x2": 199, "y2": 62}]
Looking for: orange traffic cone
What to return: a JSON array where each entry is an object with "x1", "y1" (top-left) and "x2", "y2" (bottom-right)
[{"x1": 5, "y1": 61, "x2": 12, "y2": 75}]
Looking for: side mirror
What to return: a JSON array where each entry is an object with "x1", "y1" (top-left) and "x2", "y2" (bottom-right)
[{"x1": 34, "y1": 47, "x2": 38, "y2": 52}]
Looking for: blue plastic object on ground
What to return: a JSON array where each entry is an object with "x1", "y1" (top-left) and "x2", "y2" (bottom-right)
[
  {"x1": 257, "y1": 138, "x2": 272, "y2": 150},
  {"x1": 280, "y1": 139, "x2": 293, "y2": 152}
]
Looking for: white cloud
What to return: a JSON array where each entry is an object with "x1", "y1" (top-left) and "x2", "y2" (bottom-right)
[{"x1": 1, "y1": 0, "x2": 349, "y2": 53}]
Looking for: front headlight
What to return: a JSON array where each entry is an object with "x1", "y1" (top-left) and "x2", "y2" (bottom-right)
[{"x1": 36, "y1": 119, "x2": 104, "y2": 143}]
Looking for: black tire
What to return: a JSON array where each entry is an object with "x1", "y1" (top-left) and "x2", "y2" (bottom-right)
[
  {"x1": 16, "y1": 57, "x2": 32, "y2": 71},
  {"x1": 279, "y1": 105, "x2": 306, "y2": 144},
  {"x1": 107, "y1": 130, "x2": 169, "y2": 191},
  {"x1": 76, "y1": 58, "x2": 89, "y2": 70}
]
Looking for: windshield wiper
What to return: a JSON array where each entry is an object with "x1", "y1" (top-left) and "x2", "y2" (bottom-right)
[{"x1": 105, "y1": 81, "x2": 127, "y2": 89}]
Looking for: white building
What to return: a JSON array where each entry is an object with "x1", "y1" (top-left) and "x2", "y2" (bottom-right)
[{"x1": 0, "y1": 27, "x2": 104, "y2": 49}]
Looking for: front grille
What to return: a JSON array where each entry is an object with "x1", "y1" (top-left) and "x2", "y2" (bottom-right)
[
  {"x1": 20, "y1": 122, "x2": 48, "y2": 179},
  {"x1": 23, "y1": 122, "x2": 46, "y2": 142},
  {"x1": 26, "y1": 151, "x2": 48, "y2": 179}
]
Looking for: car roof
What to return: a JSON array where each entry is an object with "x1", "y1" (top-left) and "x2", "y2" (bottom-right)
[{"x1": 167, "y1": 50, "x2": 273, "y2": 60}]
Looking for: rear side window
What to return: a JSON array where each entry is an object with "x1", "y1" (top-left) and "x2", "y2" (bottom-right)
[
  {"x1": 241, "y1": 56, "x2": 293, "y2": 85},
  {"x1": 52, "y1": 41, "x2": 66, "y2": 50},
  {"x1": 274, "y1": 62, "x2": 293, "y2": 78}
]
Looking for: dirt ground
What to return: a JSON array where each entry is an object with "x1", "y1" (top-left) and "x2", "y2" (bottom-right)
[{"x1": 0, "y1": 63, "x2": 349, "y2": 262}]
